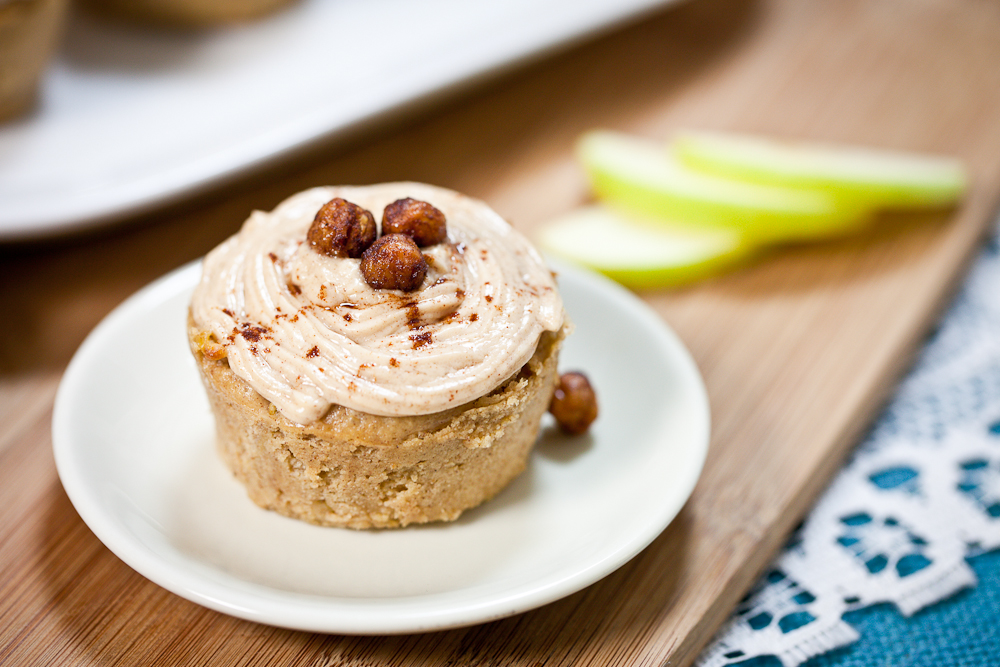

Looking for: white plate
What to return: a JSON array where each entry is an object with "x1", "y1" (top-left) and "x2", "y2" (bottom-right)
[
  {"x1": 1, "y1": 0, "x2": 681, "y2": 240},
  {"x1": 53, "y1": 260, "x2": 709, "y2": 634}
]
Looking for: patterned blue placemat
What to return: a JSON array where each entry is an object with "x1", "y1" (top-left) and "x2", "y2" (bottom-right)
[
  {"x1": 730, "y1": 550, "x2": 1000, "y2": 667},
  {"x1": 807, "y1": 550, "x2": 1000, "y2": 667},
  {"x1": 698, "y1": 227, "x2": 1000, "y2": 667}
]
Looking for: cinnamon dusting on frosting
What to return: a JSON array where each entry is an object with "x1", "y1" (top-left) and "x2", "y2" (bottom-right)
[{"x1": 190, "y1": 183, "x2": 563, "y2": 422}]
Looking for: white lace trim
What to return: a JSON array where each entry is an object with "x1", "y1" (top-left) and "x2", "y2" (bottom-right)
[{"x1": 696, "y1": 230, "x2": 1000, "y2": 667}]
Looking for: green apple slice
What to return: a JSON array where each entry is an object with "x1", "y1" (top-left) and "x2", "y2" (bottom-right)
[
  {"x1": 536, "y1": 205, "x2": 754, "y2": 289},
  {"x1": 577, "y1": 130, "x2": 866, "y2": 243},
  {"x1": 674, "y1": 130, "x2": 967, "y2": 209}
]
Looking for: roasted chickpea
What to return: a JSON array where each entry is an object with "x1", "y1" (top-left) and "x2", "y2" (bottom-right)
[
  {"x1": 382, "y1": 198, "x2": 447, "y2": 247},
  {"x1": 549, "y1": 371, "x2": 598, "y2": 435},
  {"x1": 307, "y1": 198, "x2": 377, "y2": 258},
  {"x1": 360, "y1": 234, "x2": 428, "y2": 291}
]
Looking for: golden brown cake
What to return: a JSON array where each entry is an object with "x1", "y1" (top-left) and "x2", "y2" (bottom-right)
[
  {"x1": 191, "y1": 323, "x2": 563, "y2": 529},
  {"x1": 0, "y1": 0, "x2": 68, "y2": 122},
  {"x1": 189, "y1": 183, "x2": 566, "y2": 529}
]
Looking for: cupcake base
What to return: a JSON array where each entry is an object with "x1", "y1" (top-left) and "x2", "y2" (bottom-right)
[{"x1": 190, "y1": 322, "x2": 564, "y2": 529}]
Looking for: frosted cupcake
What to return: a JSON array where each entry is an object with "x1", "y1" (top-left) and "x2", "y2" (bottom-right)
[{"x1": 189, "y1": 183, "x2": 567, "y2": 529}]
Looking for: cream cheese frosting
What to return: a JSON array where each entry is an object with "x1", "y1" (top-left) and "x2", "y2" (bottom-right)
[{"x1": 191, "y1": 182, "x2": 564, "y2": 423}]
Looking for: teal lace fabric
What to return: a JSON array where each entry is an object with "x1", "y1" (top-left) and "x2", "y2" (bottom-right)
[{"x1": 697, "y1": 230, "x2": 1000, "y2": 667}]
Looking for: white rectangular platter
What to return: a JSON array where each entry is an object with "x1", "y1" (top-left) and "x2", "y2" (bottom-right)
[{"x1": 0, "y1": 0, "x2": 678, "y2": 240}]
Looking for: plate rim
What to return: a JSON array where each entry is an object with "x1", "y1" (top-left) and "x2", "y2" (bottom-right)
[{"x1": 52, "y1": 258, "x2": 709, "y2": 633}]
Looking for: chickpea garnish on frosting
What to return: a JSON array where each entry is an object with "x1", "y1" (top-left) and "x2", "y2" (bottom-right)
[
  {"x1": 307, "y1": 197, "x2": 377, "y2": 258},
  {"x1": 360, "y1": 234, "x2": 428, "y2": 291},
  {"x1": 307, "y1": 195, "x2": 449, "y2": 293},
  {"x1": 306, "y1": 197, "x2": 378, "y2": 259},
  {"x1": 382, "y1": 197, "x2": 448, "y2": 247}
]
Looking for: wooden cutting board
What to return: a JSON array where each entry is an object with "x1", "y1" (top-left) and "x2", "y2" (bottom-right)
[{"x1": 3, "y1": 0, "x2": 1000, "y2": 664}]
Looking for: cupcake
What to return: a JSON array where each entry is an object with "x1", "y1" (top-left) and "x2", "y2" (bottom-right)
[
  {"x1": 0, "y1": 0, "x2": 68, "y2": 121},
  {"x1": 81, "y1": 0, "x2": 296, "y2": 26},
  {"x1": 189, "y1": 183, "x2": 567, "y2": 529}
]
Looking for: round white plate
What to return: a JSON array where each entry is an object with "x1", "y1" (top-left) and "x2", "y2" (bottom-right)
[{"x1": 53, "y1": 260, "x2": 709, "y2": 634}]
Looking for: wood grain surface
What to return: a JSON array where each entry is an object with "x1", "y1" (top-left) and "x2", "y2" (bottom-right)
[{"x1": 3, "y1": 0, "x2": 1000, "y2": 665}]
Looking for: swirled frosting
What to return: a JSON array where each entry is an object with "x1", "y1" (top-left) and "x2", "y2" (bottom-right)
[{"x1": 191, "y1": 182, "x2": 563, "y2": 423}]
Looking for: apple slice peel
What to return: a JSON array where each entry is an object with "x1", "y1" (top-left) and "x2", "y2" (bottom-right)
[
  {"x1": 674, "y1": 130, "x2": 967, "y2": 209},
  {"x1": 537, "y1": 206, "x2": 753, "y2": 289},
  {"x1": 539, "y1": 129, "x2": 967, "y2": 290},
  {"x1": 577, "y1": 131, "x2": 868, "y2": 243}
]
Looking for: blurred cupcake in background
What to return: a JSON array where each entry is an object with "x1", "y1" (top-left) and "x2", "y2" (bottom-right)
[
  {"x1": 80, "y1": 0, "x2": 298, "y2": 26},
  {"x1": 0, "y1": 0, "x2": 68, "y2": 121}
]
